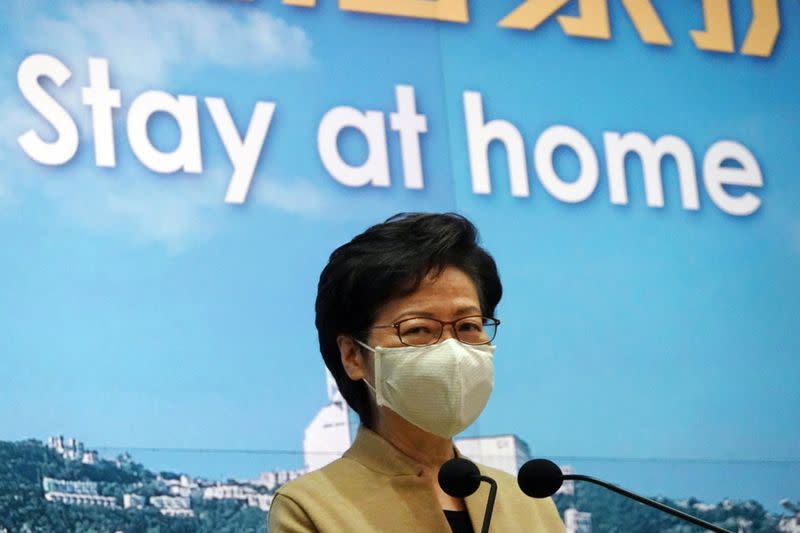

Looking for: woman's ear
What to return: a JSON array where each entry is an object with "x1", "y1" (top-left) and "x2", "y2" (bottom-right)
[{"x1": 337, "y1": 335, "x2": 366, "y2": 381}]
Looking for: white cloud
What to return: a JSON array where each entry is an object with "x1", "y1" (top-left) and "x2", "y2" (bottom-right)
[
  {"x1": 37, "y1": 168, "x2": 328, "y2": 253},
  {"x1": 40, "y1": 168, "x2": 224, "y2": 254},
  {"x1": 251, "y1": 177, "x2": 328, "y2": 215},
  {"x1": 24, "y1": 0, "x2": 313, "y2": 88},
  {"x1": 1, "y1": 0, "x2": 318, "y2": 247}
]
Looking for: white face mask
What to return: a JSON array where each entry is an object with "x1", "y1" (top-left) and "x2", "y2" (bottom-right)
[{"x1": 355, "y1": 337, "x2": 495, "y2": 439}]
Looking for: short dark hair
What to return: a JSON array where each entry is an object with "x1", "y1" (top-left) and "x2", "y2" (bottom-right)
[{"x1": 314, "y1": 212, "x2": 503, "y2": 427}]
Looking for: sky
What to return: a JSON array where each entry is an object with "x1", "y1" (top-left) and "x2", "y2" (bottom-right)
[{"x1": 0, "y1": 0, "x2": 798, "y2": 512}]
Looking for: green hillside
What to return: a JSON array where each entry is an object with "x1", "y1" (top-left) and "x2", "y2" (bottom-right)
[
  {"x1": 0, "y1": 440, "x2": 266, "y2": 533},
  {"x1": 553, "y1": 479, "x2": 781, "y2": 532}
]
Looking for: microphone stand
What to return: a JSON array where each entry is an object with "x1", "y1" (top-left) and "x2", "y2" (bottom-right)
[
  {"x1": 564, "y1": 474, "x2": 735, "y2": 533},
  {"x1": 477, "y1": 475, "x2": 497, "y2": 533}
]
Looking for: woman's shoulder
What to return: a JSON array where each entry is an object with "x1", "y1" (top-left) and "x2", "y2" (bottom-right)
[
  {"x1": 274, "y1": 450, "x2": 393, "y2": 504},
  {"x1": 269, "y1": 454, "x2": 434, "y2": 532},
  {"x1": 274, "y1": 457, "x2": 353, "y2": 500},
  {"x1": 269, "y1": 459, "x2": 359, "y2": 532}
]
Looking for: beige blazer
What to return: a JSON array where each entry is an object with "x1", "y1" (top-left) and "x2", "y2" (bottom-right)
[{"x1": 269, "y1": 427, "x2": 564, "y2": 532}]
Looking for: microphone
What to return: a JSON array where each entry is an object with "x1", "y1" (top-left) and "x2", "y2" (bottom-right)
[
  {"x1": 438, "y1": 458, "x2": 497, "y2": 533},
  {"x1": 517, "y1": 459, "x2": 735, "y2": 533},
  {"x1": 517, "y1": 458, "x2": 564, "y2": 498}
]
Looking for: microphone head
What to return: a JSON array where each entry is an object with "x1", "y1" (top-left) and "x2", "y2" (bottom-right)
[
  {"x1": 438, "y1": 458, "x2": 481, "y2": 498},
  {"x1": 517, "y1": 459, "x2": 564, "y2": 498}
]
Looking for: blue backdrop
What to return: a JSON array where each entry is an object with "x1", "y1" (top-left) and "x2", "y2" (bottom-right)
[{"x1": 1, "y1": 0, "x2": 797, "y2": 521}]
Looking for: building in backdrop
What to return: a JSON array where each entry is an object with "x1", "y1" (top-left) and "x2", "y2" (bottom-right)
[
  {"x1": 564, "y1": 508, "x2": 593, "y2": 533},
  {"x1": 47, "y1": 435, "x2": 99, "y2": 465},
  {"x1": 42, "y1": 477, "x2": 118, "y2": 508},
  {"x1": 257, "y1": 469, "x2": 305, "y2": 491},
  {"x1": 150, "y1": 495, "x2": 194, "y2": 518},
  {"x1": 303, "y1": 370, "x2": 352, "y2": 472},
  {"x1": 454, "y1": 434, "x2": 530, "y2": 476},
  {"x1": 123, "y1": 494, "x2": 146, "y2": 510}
]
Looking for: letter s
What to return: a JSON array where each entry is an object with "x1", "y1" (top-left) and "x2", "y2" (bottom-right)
[{"x1": 17, "y1": 54, "x2": 79, "y2": 165}]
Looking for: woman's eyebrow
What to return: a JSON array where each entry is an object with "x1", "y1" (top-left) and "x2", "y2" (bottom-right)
[
  {"x1": 392, "y1": 310, "x2": 436, "y2": 322},
  {"x1": 392, "y1": 306, "x2": 482, "y2": 322}
]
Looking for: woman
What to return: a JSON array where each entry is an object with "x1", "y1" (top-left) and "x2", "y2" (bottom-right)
[{"x1": 269, "y1": 213, "x2": 563, "y2": 532}]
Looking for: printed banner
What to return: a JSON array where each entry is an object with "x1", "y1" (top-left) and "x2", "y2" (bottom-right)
[{"x1": 0, "y1": 1, "x2": 798, "y2": 532}]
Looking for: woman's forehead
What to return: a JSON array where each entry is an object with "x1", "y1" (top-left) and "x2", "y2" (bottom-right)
[{"x1": 375, "y1": 267, "x2": 480, "y2": 321}]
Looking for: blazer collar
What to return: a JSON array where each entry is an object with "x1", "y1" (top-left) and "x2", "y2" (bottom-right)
[
  {"x1": 344, "y1": 426, "x2": 496, "y2": 533},
  {"x1": 344, "y1": 426, "x2": 492, "y2": 477},
  {"x1": 343, "y1": 426, "x2": 425, "y2": 476}
]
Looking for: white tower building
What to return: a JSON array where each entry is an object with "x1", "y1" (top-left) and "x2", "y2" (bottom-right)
[{"x1": 303, "y1": 370, "x2": 352, "y2": 472}]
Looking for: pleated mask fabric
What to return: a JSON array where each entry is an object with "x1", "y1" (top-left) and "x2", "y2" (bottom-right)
[{"x1": 358, "y1": 338, "x2": 495, "y2": 438}]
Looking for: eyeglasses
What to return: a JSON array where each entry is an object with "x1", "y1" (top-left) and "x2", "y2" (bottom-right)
[{"x1": 370, "y1": 315, "x2": 500, "y2": 347}]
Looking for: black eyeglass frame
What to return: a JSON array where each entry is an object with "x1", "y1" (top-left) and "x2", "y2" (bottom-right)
[{"x1": 369, "y1": 315, "x2": 500, "y2": 347}]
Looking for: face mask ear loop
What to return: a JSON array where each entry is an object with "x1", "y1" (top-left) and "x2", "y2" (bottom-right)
[
  {"x1": 354, "y1": 338, "x2": 376, "y2": 353},
  {"x1": 353, "y1": 337, "x2": 379, "y2": 398},
  {"x1": 362, "y1": 378, "x2": 377, "y2": 395}
]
